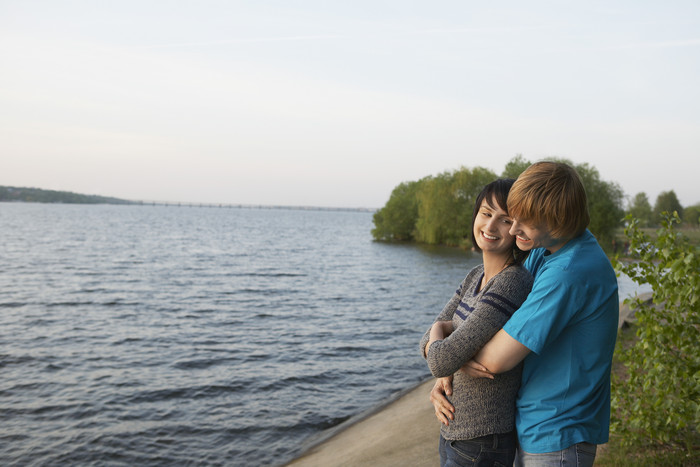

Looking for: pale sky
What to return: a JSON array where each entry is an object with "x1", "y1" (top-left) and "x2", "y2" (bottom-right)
[{"x1": 1, "y1": 1, "x2": 699, "y2": 208}]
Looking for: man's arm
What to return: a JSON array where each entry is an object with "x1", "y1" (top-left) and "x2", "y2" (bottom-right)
[{"x1": 466, "y1": 329, "x2": 531, "y2": 374}]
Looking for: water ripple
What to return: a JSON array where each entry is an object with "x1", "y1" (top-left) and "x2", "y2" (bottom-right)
[{"x1": 0, "y1": 204, "x2": 478, "y2": 466}]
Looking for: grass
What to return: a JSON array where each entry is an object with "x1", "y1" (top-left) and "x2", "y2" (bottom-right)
[
  {"x1": 596, "y1": 440, "x2": 698, "y2": 466},
  {"x1": 594, "y1": 325, "x2": 699, "y2": 466}
]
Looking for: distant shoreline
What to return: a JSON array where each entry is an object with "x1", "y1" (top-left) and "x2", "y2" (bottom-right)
[{"x1": 0, "y1": 186, "x2": 376, "y2": 212}]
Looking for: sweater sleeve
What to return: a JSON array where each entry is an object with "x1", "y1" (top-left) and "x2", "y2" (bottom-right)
[
  {"x1": 426, "y1": 267, "x2": 533, "y2": 377},
  {"x1": 419, "y1": 274, "x2": 470, "y2": 358}
]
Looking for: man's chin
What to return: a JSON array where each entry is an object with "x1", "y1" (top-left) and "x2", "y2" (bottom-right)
[{"x1": 516, "y1": 241, "x2": 533, "y2": 251}]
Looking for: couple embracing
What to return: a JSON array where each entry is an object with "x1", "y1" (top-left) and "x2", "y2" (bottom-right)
[{"x1": 421, "y1": 161, "x2": 619, "y2": 467}]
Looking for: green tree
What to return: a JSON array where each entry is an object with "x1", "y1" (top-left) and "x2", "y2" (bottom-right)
[
  {"x1": 371, "y1": 180, "x2": 421, "y2": 241},
  {"x1": 450, "y1": 166, "x2": 498, "y2": 246},
  {"x1": 611, "y1": 213, "x2": 699, "y2": 452},
  {"x1": 653, "y1": 190, "x2": 683, "y2": 224},
  {"x1": 627, "y1": 192, "x2": 653, "y2": 227},
  {"x1": 504, "y1": 157, "x2": 624, "y2": 247},
  {"x1": 573, "y1": 162, "x2": 624, "y2": 247},
  {"x1": 501, "y1": 154, "x2": 532, "y2": 179},
  {"x1": 682, "y1": 204, "x2": 700, "y2": 227},
  {"x1": 371, "y1": 158, "x2": 624, "y2": 250},
  {"x1": 413, "y1": 167, "x2": 496, "y2": 247},
  {"x1": 413, "y1": 173, "x2": 454, "y2": 245}
]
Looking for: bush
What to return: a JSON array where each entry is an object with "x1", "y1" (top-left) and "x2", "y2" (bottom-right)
[{"x1": 611, "y1": 212, "x2": 699, "y2": 452}]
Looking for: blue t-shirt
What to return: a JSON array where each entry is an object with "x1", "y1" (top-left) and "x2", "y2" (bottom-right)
[{"x1": 503, "y1": 229, "x2": 619, "y2": 453}]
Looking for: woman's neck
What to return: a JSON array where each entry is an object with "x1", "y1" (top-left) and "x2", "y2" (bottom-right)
[{"x1": 481, "y1": 251, "x2": 513, "y2": 285}]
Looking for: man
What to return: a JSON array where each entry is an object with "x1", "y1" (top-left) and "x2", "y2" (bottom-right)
[{"x1": 431, "y1": 161, "x2": 619, "y2": 466}]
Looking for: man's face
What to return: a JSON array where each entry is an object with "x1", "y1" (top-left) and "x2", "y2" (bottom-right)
[{"x1": 509, "y1": 218, "x2": 567, "y2": 254}]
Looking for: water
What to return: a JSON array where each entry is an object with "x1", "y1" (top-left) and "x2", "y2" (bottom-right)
[
  {"x1": 0, "y1": 203, "x2": 650, "y2": 466},
  {"x1": 0, "y1": 203, "x2": 481, "y2": 466}
]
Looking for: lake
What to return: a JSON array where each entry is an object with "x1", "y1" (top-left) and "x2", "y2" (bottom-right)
[
  {"x1": 0, "y1": 203, "x2": 483, "y2": 466},
  {"x1": 0, "y1": 203, "x2": 647, "y2": 466}
]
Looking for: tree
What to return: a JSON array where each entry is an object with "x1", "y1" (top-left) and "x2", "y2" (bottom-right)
[
  {"x1": 501, "y1": 154, "x2": 532, "y2": 179},
  {"x1": 550, "y1": 159, "x2": 625, "y2": 248},
  {"x1": 371, "y1": 180, "x2": 421, "y2": 241},
  {"x1": 413, "y1": 173, "x2": 454, "y2": 245},
  {"x1": 653, "y1": 190, "x2": 683, "y2": 224},
  {"x1": 372, "y1": 158, "x2": 625, "y2": 250},
  {"x1": 611, "y1": 213, "x2": 699, "y2": 452},
  {"x1": 627, "y1": 192, "x2": 653, "y2": 227},
  {"x1": 507, "y1": 156, "x2": 625, "y2": 247},
  {"x1": 449, "y1": 166, "x2": 498, "y2": 246},
  {"x1": 413, "y1": 167, "x2": 496, "y2": 247},
  {"x1": 682, "y1": 204, "x2": 700, "y2": 227}
]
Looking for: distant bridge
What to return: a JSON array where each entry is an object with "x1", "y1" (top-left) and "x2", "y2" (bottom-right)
[{"x1": 133, "y1": 201, "x2": 374, "y2": 213}]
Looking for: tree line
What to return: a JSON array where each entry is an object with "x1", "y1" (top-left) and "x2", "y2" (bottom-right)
[
  {"x1": 372, "y1": 155, "x2": 698, "y2": 250},
  {"x1": 0, "y1": 186, "x2": 133, "y2": 205}
]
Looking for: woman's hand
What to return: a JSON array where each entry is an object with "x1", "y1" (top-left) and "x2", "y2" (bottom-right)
[
  {"x1": 460, "y1": 359, "x2": 495, "y2": 379},
  {"x1": 430, "y1": 376, "x2": 455, "y2": 426}
]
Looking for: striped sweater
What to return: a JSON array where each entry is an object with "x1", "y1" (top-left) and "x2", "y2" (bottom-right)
[{"x1": 420, "y1": 263, "x2": 533, "y2": 440}]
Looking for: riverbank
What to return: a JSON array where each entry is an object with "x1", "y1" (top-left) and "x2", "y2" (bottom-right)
[
  {"x1": 286, "y1": 295, "x2": 651, "y2": 466},
  {"x1": 285, "y1": 378, "x2": 440, "y2": 466}
]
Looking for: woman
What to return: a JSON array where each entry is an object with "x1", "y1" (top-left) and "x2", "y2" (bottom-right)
[{"x1": 419, "y1": 178, "x2": 533, "y2": 466}]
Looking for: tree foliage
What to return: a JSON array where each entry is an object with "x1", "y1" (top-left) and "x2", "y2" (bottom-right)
[
  {"x1": 413, "y1": 167, "x2": 496, "y2": 247},
  {"x1": 573, "y1": 162, "x2": 625, "y2": 247},
  {"x1": 371, "y1": 181, "x2": 420, "y2": 241},
  {"x1": 611, "y1": 213, "x2": 700, "y2": 451},
  {"x1": 627, "y1": 192, "x2": 653, "y2": 227},
  {"x1": 0, "y1": 186, "x2": 132, "y2": 204},
  {"x1": 683, "y1": 204, "x2": 700, "y2": 227},
  {"x1": 500, "y1": 154, "x2": 531, "y2": 179},
  {"x1": 371, "y1": 156, "x2": 626, "y2": 250},
  {"x1": 503, "y1": 156, "x2": 625, "y2": 248},
  {"x1": 653, "y1": 190, "x2": 683, "y2": 224}
]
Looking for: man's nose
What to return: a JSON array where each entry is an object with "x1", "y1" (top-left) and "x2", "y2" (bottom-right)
[{"x1": 509, "y1": 221, "x2": 519, "y2": 236}]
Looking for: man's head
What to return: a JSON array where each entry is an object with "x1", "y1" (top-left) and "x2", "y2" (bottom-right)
[{"x1": 507, "y1": 161, "x2": 589, "y2": 252}]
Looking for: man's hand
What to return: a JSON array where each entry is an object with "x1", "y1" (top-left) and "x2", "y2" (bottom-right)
[
  {"x1": 430, "y1": 376, "x2": 455, "y2": 426},
  {"x1": 460, "y1": 359, "x2": 495, "y2": 379}
]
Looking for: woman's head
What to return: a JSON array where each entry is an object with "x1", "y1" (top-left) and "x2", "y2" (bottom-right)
[
  {"x1": 471, "y1": 178, "x2": 527, "y2": 264},
  {"x1": 507, "y1": 161, "x2": 590, "y2": 242}
]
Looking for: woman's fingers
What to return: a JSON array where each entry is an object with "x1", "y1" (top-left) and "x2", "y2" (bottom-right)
[{"x1": 430, "y1": 378, "x2": 455, "y2": 425}]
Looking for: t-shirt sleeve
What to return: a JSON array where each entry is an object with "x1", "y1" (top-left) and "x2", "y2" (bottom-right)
[{"x1": 503, "y1": 266, "x2": 583, "y2": 354}]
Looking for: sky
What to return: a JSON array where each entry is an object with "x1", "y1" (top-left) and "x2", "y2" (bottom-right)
[{"x1": 1, "y1": 1, "x2": 699, "y2": 209}]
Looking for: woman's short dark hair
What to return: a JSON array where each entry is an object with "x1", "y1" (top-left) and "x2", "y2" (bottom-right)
[{"x1": 471, "y1": 178, "x2": 528, "y2": 265}]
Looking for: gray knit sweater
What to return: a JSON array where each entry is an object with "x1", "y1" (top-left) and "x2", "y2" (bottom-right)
[{"x1": 420, "y1": 263, "x2": 533, "y2": 440}]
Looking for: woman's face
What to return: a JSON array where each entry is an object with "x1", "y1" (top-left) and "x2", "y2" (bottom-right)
[{"x1": 473, "y1": 197, "x2": 516, "y2": 255}]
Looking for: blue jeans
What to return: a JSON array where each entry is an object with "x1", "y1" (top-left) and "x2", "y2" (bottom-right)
[
  {"x1": 439, "y1": 432, "x2": 517, "y2": 467},
  {"x1": 514, "y1": 442, "x2": 597, "y2": 467}
]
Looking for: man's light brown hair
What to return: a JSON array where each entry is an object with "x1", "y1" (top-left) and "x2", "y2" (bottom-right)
[{"x1": 507, "y1": 161, "x2": 590, "y2": 240}]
